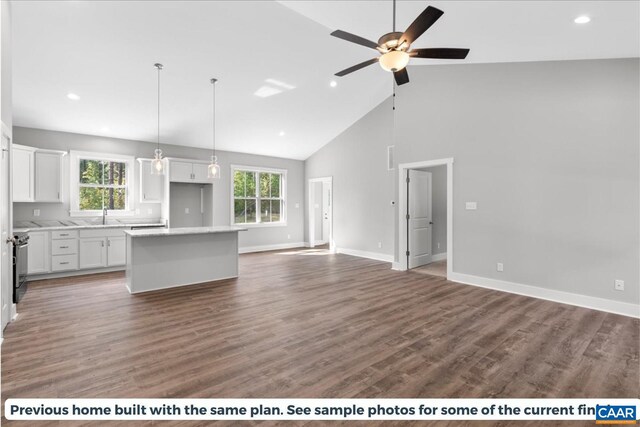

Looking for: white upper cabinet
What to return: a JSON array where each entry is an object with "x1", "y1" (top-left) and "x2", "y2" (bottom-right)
[
  {"x1": 12, "y1": 145, "x2": 35, "y2": 202},
  {"x1": 169, "y1": 161, "x2": 194, "y2": 183},
  {"x1": 169, "y1": 160, "x2": 213, "y2": 184},
  {"x1": 35, "y1": 151, "x2": 64, "y2": 202},
  {"x1": 192, "y1": 163, "x2": 210, "y2": 182},
  {"x1": 138, "y1": 159, "x2": 164, "y2": 203},
  {"x1": 12, "y1": 144, "x2": 65, "y2": 203}
]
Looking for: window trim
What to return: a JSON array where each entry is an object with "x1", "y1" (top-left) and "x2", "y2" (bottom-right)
[
  {"x1": 69, "y1": 150, "x2": 136, "y2": 217},
  {"x1": 230, "y1": 164, "x2": 287, "y2": 227}
]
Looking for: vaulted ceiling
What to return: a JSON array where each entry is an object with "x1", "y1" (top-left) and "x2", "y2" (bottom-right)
[{"x1": 12, "y1": 1, "x2": 640, "y2": 160}]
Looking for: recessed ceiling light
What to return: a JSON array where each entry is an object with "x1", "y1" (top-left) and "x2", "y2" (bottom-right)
[
  {"x1": 67, "y1": 93, "x2": 80, "y2": 100},
  {"x1": 254, "y1": 86, "x2": 282, "y2": 98},
  {"x1": 330, "y1": 80, "x2": 337, "y2": 88},
  {"x1": 279, "y1": 131, "x2": 285, "y2": 137},
  {"x1": 574, "y1": 16, "x2": 591, "y2": 24}
]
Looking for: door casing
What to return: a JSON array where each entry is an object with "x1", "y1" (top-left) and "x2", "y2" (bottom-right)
[
  {"x1": 308, "y1": 177, "x2": 333, "y2": 252},
  {"x1": 397, "y1": 158, "x2": 453, "y2": 277}
]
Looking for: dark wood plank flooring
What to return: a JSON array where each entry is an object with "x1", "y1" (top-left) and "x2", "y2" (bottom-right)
[{"x1": 2, "y1": 248, "x2": 638, "y2": 426}]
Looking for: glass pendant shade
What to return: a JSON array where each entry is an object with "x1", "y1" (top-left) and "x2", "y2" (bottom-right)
[
  {"x1": 207, "y1": 155, "x2": 220, "y2": 179},
  {"x1": 379, "y1": 50, "x2": 410, "y2": 72},
  {"x1": 151, "y1": 148, "x2": 164, "y2": 175}
]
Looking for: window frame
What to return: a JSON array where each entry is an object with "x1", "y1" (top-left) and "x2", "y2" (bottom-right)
[
  {"x1": 69, "y1": 150, "x2": 136, "y2": 217},
  {"x1": 230, "y1": 164, "x2": 287, "y2": 227}
]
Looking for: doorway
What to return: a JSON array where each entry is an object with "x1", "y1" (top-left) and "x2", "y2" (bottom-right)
[
  {"x1": 308, "y1": 177, "x2": 333, "y2": 252},
  {"x1": 397, "y1": 158, "x2": 453, "y2": 278}
]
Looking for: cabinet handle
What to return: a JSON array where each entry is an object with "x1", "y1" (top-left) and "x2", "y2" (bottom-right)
[
  {"x1": 107, "y1": 240, "x2": 111, "y2": 247},
  {"x1": 57, "y1": 192, "x2": 60, "y2": 200},
  {"x1": 60, "y1": 262, "x2": 69, "y2": 265},
  {"x1": 60, "y1": 246, "x2": 69, "y2": 249},
  {"x1": 60, "y1": 233, "x2": 69, "y2": 236},
  {"x1": 101, "y1": 241, "x2": 104, "y2": 247}
]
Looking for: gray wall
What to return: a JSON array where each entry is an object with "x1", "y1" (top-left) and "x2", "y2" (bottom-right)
[
  {"x1": 13, "y1": 126, "x2": 305, "y2": 249},
  {"x1": 1, "y1": 0, "x2": 11, "y2": 128},
  {"x1": 306, "y1": 58, "x2": 639, "y2": 304}
]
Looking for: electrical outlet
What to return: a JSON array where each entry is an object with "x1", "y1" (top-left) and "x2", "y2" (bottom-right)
[
  {"x1": 295, "y1": 203, "x2": 299, "y2": 208},
  {"x1": 497, "y1": 263, "x2": 504, "y2": 272},
  {"x1": 437, "y1": 242, "x2": 440, "y2": 249},
  {"x1": 33, "y1": 209, "x2": 40, "y2": 217},
  {"x1": 466, "y1": 202, "x2": 478, "y2": 210},
  {"x1": 147, "y1": 208, "x2": 153, "y2": 215},
  {"x1": 378, "y1": 242, "x2": 382, "y2": 248},
  {"x1": 135, "y1": 208, "x2": 140, "y2": 215},
  {"x1": 287, "y1": 234, "x2": 291, "y2": 240},
  {"x1": 614, "y1": 280, "x2": 625, "y2": 291},
  {"x1": 185, "y1": 208, "x2": 190, "y2": 214}
]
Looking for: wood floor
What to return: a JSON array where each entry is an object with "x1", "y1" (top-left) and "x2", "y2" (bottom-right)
[
  {"x1": 413, "y1": 260, "x2": 447, "y2": 278},
  {"x1": 2, "y1": 248, "x2": 638, "y2": 427}
]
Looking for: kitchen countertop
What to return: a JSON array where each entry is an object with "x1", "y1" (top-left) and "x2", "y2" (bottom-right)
[
  {"x1": 14, "y1": 219, "x2": 165, "y2": 233},
  {"x1": 125, "y1": 226, "x2": 247, "y2": 238}
]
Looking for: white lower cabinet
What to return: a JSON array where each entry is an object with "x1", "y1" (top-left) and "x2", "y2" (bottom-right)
[
  {"x1": 79, "y1": 228, "x2": 126, "y2": 269},
  {"x1": 79, "y1": 237, "x2": 107, "y2": 269},
  {"x1": 107, "y1": 236, "x2": 126, "y2": 267},
  {"x1": 27, "y1": 231, "x2": 50, "y2": 274},
  {"x1": 28, "y1": 227, "x2": 128, "y2": 277}
]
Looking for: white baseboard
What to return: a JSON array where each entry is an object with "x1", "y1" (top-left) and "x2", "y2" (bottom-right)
[
  {"x1": 448, "y1": 272, "x2": 639, "y2": 319},
  {"x1": 431, "y1": 252, "x2": 447, "y2": 262},
  {"x1": 391, "y1": 262, "x2": 402, "y2": 271},
  {"x1": 239, "y1": 242, "x2": 306, "y2": 254},
  {"x1": 336, "y1": 247, "x2": 394, "y2": 263}
]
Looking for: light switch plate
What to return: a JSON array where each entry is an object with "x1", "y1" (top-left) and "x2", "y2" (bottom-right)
[
  {"x1": 466, "y1": 202, "x2": 478, "y2": 210},
  {"x1": 497, "y1": 263, "x2": 504, "y2": 272},
  {"x1": 33, "y1": 209, "x2": 40, "y2": 217},
  {"x1": 185, "y1": 208, "x2": 190, "y2": 214},
  {"x1": 614, "y1": 280, "x2": 624, "y2": 291},
  {"x1": 295, "y1": 203, "x2": 299, "y2": 208}
]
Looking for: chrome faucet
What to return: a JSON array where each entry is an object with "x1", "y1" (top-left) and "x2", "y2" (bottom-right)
[{"x1": 102, "y1": 207, "x2": 107, "y2": 225}]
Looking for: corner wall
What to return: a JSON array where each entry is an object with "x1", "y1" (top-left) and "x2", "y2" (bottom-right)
[{"x1": 305, "y1": 58, "x2": 639, "y2": 308}]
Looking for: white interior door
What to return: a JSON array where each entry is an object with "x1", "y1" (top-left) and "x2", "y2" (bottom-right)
[
  {"x1": 321, "y1": 181, "x2": 331, "y2": 243},
  {"x1": 408, "y1": 169, "x2": 433, "y2": 269},
  {"x1": 1, "y1": 132, "x2": 11, "y2": 330}
]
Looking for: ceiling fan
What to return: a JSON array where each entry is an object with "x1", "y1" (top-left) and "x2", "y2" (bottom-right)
[{"x1": 331, "y1": 0, "x2": 470, "y2": 85}]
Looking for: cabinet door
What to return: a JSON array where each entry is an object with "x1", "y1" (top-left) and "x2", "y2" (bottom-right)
[
  {"x1": 27, "y1": 231, "x2": 50, "y2": 274},
  {"x1": 107, "y1": 236, "x2": 126, "y2": 267},
  {"x1": 79, "y1": 238, "x2": 107, "y2": 269},
  {"x1": 35, "y1": 152, "x2": 62, "y2": 202},
  {"x1": 139, "y1": 160, "x2": 164, "y2": 203},
  {"x1": 169, "y1": 161, "x2": 193, "y2": 183},
  {"x1": 12, "y1": 147, "x2": 34, "y2": 202},
  {"x1": 192, "y1": 163, "x2": 212, "y2": 183}
]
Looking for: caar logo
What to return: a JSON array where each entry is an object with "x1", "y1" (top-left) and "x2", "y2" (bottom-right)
[{"x1": 595, "y1": 405, "x2": 637, "y2": 425}]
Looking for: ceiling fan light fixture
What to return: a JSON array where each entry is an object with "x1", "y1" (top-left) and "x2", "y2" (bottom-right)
[{"x1": 379, "y1": 50, "x2": 410, "y2": 72}]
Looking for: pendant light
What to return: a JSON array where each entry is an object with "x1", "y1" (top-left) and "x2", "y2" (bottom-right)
[
  {"x1": 151, "y1": 63, "x2": 165, "y2": 175},
  {"x1": 207, "y1": 78, "x2": 221, "y2": 179}
]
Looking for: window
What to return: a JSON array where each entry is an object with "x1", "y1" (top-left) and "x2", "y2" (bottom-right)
[
  {"x1": 70, "y1": 151, "x2": 135, "y2": 216},
  {"x1": 232, "y1": 166, "x2": 286, "y2": 226}
]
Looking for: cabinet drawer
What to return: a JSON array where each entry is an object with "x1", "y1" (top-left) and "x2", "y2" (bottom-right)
[
  {"x1": 51, "y1": 238, "x2": 78, "y2": 255},
  {"x1": 51, "y1": 254, "x2": 78, "y2": 272},
  {"x1": 52, "y1": 230, "x2": 79, "y2": 240}
]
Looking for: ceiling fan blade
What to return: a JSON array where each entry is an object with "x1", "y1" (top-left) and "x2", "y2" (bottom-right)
[
  {"x1": 330, "y1": 30, "x2": 379, "y2": 50},
  {"x1": 401, "y1": 6, "x2": 444, "y2": 46},
  {"x1": 394, "y1": 68, "x2": 409, "y2": 86},
  {"x1": 410, "y1": 48, "x2": 470, "y2": 59},
  {"x1": 335, "y1": 58, "x2": 379, "y2": 77}
]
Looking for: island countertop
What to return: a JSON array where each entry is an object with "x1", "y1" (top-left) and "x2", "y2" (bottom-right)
[{"x1": 124, "y1": 225, "x2": 247, "y2": 238}]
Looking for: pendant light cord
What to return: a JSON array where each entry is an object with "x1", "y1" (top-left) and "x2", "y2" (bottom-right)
[
  {"x1": 211, "y1": 78, "x2": 217, "y2": 158},
  {"x1": 154, "y1": 63, "x2": 163, "y2": 152}
]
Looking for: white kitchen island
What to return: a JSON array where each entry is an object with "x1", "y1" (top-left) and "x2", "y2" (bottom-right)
[{"x1": 124, "y1": 226, "x2": 247, "y2": 294}]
